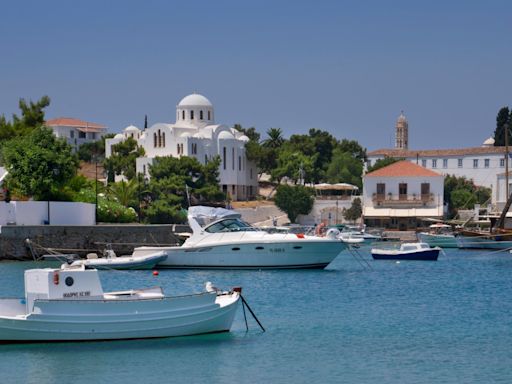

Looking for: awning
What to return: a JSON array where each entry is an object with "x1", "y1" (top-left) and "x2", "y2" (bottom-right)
[{"x1": 314, "y1": 183, "x2": 359, "y2": 191}]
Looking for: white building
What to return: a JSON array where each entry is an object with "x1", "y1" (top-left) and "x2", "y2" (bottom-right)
[
  {"x1": 363, "y1": 160, "x2": 444, "y2": 230},
  {"x1": 46, "y1": 118, "x2": 107, "y2": 151},
  {"x1": 366, "y1": 113, "x2": 506, "y2": 207},
  {"x1": 105, "y1": 93, "x2": 258, "y2": 201}
]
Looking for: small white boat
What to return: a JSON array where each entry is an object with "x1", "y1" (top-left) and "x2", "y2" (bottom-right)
[
  {"x1": 0, "y1": 265, "x2": 240, "y2": 342},
  {"x1": 70, "y1": 248, "x2": 167, "y2": 270},
  {"x1": 132, "y1": 206, "x2": 346, "y2": 269},
  {"x1": 371, "y1": 242, "x2": 441, "y2": 261},
  {"x1": 417, "y1": 224, "x2": 457, "y2": 248}
]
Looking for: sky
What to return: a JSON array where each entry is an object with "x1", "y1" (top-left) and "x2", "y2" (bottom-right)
[{"x1": 0, "y1": 0, "x2": 511, "y2": 151}]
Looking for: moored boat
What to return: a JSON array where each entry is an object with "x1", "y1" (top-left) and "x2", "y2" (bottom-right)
[
  {"x1": 132, "y1": 206, "x2": 346, "y2": 269},
  {"x1": 70, "y1": 249, "x2": 167, "y2": 270},
  {"x1": 371, "y1": 242, "x2": 441, "y2": 261},
  {"x1": 0, "y1": 265, "x2": 240, "y2": 342},
  {"x1": 417, "y1": 224, "x2": 458, "y2": 248}
]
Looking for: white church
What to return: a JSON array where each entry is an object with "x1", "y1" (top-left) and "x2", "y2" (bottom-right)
[{"x1": 105, "y1": 93, "x2": 258, "y2": 201}]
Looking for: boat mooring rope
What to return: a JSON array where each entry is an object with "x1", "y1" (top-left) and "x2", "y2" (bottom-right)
[
  {"x1": 347, "y1": 245, "x2": 373, "y2": 270},
  {"x1": 241, "y1": 295, "x2": 265, "y2": 332}
]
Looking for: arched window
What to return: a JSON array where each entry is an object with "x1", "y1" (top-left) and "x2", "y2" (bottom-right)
[
  {"x1": 158, "y1": 129, "x2": 161, "y2": 147},
  {"x1": 162, "y1": 132, "x2": 165, "y2": 147},
  {"x1": 238, "y1": 156, "x2": 241, "y2": 171},
  {"x1": 177, "y1": 143, "x2": 180, "y2": 154},
  {"x1": 182, "y1": 110, "x2": 185, "y2": 120},
  {"x1": 208, "y1": 110, "x2": 211, "y2": 120},
  {"x1": 223, "y1": 147, "x2": 226, "y2": 170},
  {"x1": 190, "y1": 110, "x2": 194, "y2": 120},
  {"x1": 180, "y1": 143, "x2": 184, "y2": 154},
  {"x1": 154, "y1": 133, "x2": 157, "y2": 147},
  {"x1": 232, "y1": 148, "x2": 235, "y2": 170},
  {"x1": 200, "y1": 110, "x2": 203, "y2": 120}
]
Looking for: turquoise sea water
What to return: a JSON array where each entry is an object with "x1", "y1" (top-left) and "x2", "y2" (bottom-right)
[{"x1": 1, "y1": 248, "x2": 512, "y2": 384}]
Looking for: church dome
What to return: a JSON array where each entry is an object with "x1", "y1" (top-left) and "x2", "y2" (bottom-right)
[
  {"x1": 124, "y1": 125, "x2": 140, "y2": 132},
  {"x1": 482, "y1": 136, "x2": 495, "y2": 147},
  {"x1": 178, "y1": 94, "x2": 212, "y2": 107},
  {"x1": 114, "y1": 133, "x2": 124, "y2": 139},
  {"x1": 239, "y1": 135, "x2": 250, "y2": 143}
]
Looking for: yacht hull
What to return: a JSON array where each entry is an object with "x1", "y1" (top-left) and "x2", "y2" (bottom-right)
[{"x1": 134, "y1": 240, "x2": 345, "y2": 269}]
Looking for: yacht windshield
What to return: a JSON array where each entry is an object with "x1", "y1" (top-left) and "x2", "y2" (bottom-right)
[{"x1": 205, "y1": 218, "x2": 256, "y2": 233}]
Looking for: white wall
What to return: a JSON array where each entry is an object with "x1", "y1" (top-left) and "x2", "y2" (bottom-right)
[
  {"x1": 367, "y1": 152, "x2": 506, "y2": 204},
  {"x1": 363, "y1": 175, "x2": 444, "y2": 218},
  {"x1": 0, "y1": 202, "x2": 95, "y2": 226}
]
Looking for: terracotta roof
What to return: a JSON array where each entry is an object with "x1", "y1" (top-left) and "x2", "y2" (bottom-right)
[
  {"x1": 365, "y1": 160, "x2": 442, "y2": 178},
  {"x1": 46, "y1": 117, "x2": 106, "y2": 129},
  {"x1": 367, "y1": 146, "x2": 507, "y2": 157}
]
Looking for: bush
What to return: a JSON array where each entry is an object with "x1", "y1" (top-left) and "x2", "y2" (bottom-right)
[{"x1": 274, "y1": 184, "x2": 314, "y2": 223}]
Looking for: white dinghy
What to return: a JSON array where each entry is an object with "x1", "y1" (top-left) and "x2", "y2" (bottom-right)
[
  {"x1": 70, "y1": 247, "x2": 167, "y2": 270},
  {"x1": 132, "y1": 206, "x2": 347, "y2": 269},
  {"x1": 0, "y1": 265, "x2": 240, "y2": 342}
]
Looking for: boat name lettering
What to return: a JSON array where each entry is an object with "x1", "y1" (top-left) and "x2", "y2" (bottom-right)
[
  {"x1": 63, "y1": 291, "x2": 91, "y2": 298},
  {"x1": 270, "y1": 248, "x2": 285, "y2": 253}
]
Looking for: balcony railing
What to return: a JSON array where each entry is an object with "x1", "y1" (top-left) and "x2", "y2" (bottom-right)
[{"x1": 372, "y1": 193, "x2": 435, "y2": 207}]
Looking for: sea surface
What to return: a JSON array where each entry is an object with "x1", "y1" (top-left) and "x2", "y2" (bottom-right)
[{"x1": 1, "y1": 247, "x2": 512, "y2": 384}]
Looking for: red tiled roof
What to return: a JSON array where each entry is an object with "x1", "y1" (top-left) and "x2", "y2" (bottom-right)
[
  {"x1": 365, "y1": 160, "x2": 442, "y2": 177},
  {"x1": 46, "y1": 117, "x2": 106, "y2": 129},
  {"x1": 368, "y1": 146, "x2": 506, "y2": 157}
]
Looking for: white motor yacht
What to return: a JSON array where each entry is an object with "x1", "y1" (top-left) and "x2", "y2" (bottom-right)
[
  {"x1": 0, "y1": 264, "x2": 240, "y2": 342},
  {"x1": 132, "y1": 206, "x2": 346, "y2": 269}
]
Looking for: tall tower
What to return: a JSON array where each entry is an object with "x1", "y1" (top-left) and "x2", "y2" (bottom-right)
[{"x1": 395, "y1": 111, "x2": 408, "y2": 150}]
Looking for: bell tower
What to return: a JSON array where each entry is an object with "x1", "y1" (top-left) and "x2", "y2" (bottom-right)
[{"x1": 395, "y1": 111, "x2": 408, "y2": 150}]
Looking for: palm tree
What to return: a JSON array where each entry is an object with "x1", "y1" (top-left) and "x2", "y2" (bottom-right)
[
  {"x1": 107, "y1": 179, "x2": 139, "y2": 207},
  {"x1": 263, "y1": 127, "x2": 284, "y2": 149}
]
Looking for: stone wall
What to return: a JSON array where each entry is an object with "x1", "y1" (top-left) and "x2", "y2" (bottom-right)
[{"x1": 0, "y1": 224, "x2": 190, "y2": 260}]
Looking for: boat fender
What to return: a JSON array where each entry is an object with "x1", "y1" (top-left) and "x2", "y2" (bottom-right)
[
  {"x1": 53, "y1": 271, "x2": 60, "y2": 285},
  {"x1": 296, "y1": 233, "x2": 305, "y2": 239}
]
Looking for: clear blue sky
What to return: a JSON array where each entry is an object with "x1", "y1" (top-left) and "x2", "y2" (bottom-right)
[{"x1": 0, "y1": 0, "x2": 510, "y2": 151}]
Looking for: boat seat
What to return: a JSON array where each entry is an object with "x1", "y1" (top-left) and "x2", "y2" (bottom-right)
[{"x1": 87, "y1": 253, "x2": 98, "y2": 259}]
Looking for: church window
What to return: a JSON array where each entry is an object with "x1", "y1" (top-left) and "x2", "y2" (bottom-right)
[
  {"x1": 232, "y1": 148, "x2": 235, "y2": 170},
  {"x1": 458, "y1": 158, "x2": 463, "y2": 168},
  {"x1": 182, "y1": 110, "x2": 185, "y2": 120},
  {"x1": 208, "y1": 111, "x2": 211, "y2": 120},
  {"x1": 443, "y1": 159, "x2": 448, "y2": 168},
  {"x1": 473, "y1": 159, "x2": 479, "y2": 168},
  {"x1": 223, "y1": 147, "x2": 227, "y2": 170},
  {"x1": 177, "y1": 143, "x2": 180, "y2": 154},
  {"x1": 200, "y1": 110, "x2": 203, "y2": 120},
  {"x1": 500, "y1": 158, "x2": 505, "y2": 167},
  {"x1": 181, "y1": 143, "x2": 184, "y2": 154},
  {"x1": 162, "y1": 132, "x2": 165, "y2": 147},
  {"x1": 158, "y1": 130, "x2": 161, "y2": 147},
  {"x1": 432, "y1": 159, "x2": 437, "y2": 168},
  {"x1": 190, "y1": 110, "x2": 194, "y2": 120},
  {"x1": 484, "y1": 159, "x2": 490, "y2": 168},
  {"x1": 239, "y1": 156, "x2": 242, "y2": 171},
  {"x1": 154, "y1": 133, "x2": 157, "y2": 148}
]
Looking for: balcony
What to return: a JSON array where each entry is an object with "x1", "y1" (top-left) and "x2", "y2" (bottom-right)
[{"x1": 372, "y1": 193, "x2": 434, "y2": 207}]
